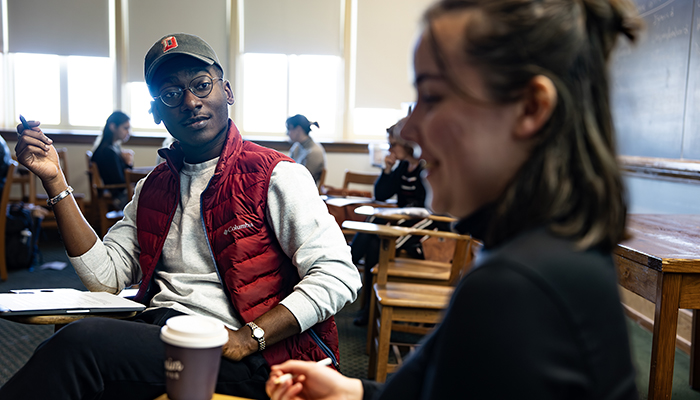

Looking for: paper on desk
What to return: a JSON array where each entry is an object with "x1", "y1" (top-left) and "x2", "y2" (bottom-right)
[
  {"x1": 324, "y1": 197, "x2": 377, "y2": 207},
  {"x1": 40, "y1": 261, "x2": 67, "y2": 270},
  {"x1": 0, "y1": 288, "x2": 145, "y2": 315},
  {"x1": 375, "y1": 207, "x2": 431, "y2": 219}
]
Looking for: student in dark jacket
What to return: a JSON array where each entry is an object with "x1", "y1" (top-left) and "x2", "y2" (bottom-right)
[
  {"x1": 350, "y1": 117, "x2": 446, "y2": 326},
  {"x1": 91, "y1": 111, "x2": 134, "y2": 210},
  {"x1": 266, "y1": 0, "x2": 641, "y2": 399}
]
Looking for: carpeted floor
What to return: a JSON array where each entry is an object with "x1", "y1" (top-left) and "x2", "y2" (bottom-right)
[
  {"x1": 1, "y1": 233, "x2": 700, "y2": 398},
  {"x1": 0, "y1": 232, "x2": 374, "y2": 387}
]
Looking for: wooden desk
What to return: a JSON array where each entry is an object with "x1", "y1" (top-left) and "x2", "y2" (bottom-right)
[
  {"x1": 353, "y1": 205, "x2": 457, "y2": 224},
  {"x1": 321, "y1": 196, "x2": 395, "y2": 231},
  {"x1": 615, "y1": 214, "x2": 700, "y2": 399},
  {"x1": 154, "y1": 394, "x2": 252, "y2": 400},
  {"x1": 2, "y1": 311, "x2": 138, "y2": 332}
]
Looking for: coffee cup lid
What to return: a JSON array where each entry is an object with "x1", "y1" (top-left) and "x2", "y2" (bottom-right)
[{"x1": 160, "y1": 315, "x2": 229, "y2": 349}]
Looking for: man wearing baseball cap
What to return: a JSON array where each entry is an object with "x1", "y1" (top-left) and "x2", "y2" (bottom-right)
[{"x1": 3, "y1": 33, "x2": 361, "y2": 400}]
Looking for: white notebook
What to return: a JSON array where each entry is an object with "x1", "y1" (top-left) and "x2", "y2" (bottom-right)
[{"x1": 0, "y1": 288, "x2": 145, "y2": 316}]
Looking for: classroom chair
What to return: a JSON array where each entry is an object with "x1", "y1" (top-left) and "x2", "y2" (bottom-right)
[
  {"x1": 86, "y1": 151, "x2": 126, "y2": 237},
  {"x1": 0, "y1": 161, "x2": 18, "y2": 281},
  {"x1": 342, "y1": 220, "x2": 477, "y2": 383}
]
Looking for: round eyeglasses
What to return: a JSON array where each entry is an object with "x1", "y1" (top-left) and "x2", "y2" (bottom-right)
[{"x1": 155, "y1": 76, "x2": 223, "y2": 108}]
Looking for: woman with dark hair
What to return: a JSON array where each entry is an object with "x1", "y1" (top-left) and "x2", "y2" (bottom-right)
[
  {"x1": 266, "y1": 0, "x2": 641, "y2": 398},
  {"x1": 286, "y1": 114, "x2": 327, "y2": 185},
  {"x1": 349, "y1": 116, "x2": 448, "y2": 326},
  {"x1": 91, "y1": 111, "x2": 133, "y2": 210}
]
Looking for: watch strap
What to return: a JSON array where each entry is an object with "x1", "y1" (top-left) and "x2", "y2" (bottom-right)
[{"x1": 245, "y1": 321, "x2": 266, "y2": 351}]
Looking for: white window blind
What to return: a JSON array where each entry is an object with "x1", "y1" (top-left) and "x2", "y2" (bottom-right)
[
  {"x1": 243, "y1": 0, "x2": 342, "y2": 56},
  {"x1": 0, "y1": 3, "x2": 4, "y2": 52},
  {"x1": 354, "y1": 0, "x2": 432, "y2": 109},
  {"x1": 7, "y1": 0, "x2": 109, "y2": 57},
  {"x1": 127, "y1": 0, "x2": 228, "y2": 82}
]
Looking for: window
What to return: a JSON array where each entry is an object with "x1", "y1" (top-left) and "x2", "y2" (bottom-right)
[
  {"x1": 288, "y1": 55, "x2": 341, "y2": 138},
  {"x1": 128, "y1": 82, "x2": 166, "y2": 131},
  {"x1": 12, "y1": 53, "x2": 114, "y2": 128},
  {"x1": 67, "y1": 56, "x2": 113, "y2": 127},
  {"x1": 13, "y1": 53, "x2": 61, "y2": 126},
  {"x1": 240, "y1": 53, "x2": 342, "y2": 137},
  {"x1": 240, "y1": 53, "x2": 288, "y2": 134}
]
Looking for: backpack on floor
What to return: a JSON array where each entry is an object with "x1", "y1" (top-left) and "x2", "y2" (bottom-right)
[{"x1": 5, "y1": 203, "x2": 37, "y2": 270}]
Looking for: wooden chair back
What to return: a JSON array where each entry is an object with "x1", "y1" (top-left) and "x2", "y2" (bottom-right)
[
  {"x1": 86, "y1": 151, "x2": 125, "y2": 237},
  {"x1": 321, "y1": 169, "x2": 379, "y2": 198},
  {"x1": 317, "y1": 168, "x2": 327, "y2": 194},
  {"x1": 342, "y1": 169, "x2": 379, "y2": 190},
  {"x1": 0, "y1": 161, "x2": 18, "y2": 281},
  {"x1": 28, "y1": 148, "x2": 86, "y2": 230},
  {"x1": 125, "y1": 169, "x2": 137, "y2": 200},
  {"x1": 340, "y1": 220, "x2": 477, "y2": 382}
]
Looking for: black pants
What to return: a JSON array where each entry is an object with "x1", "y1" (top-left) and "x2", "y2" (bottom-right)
[{"x1": 0, "y1": 308, "x2": 270, "y2": 400}]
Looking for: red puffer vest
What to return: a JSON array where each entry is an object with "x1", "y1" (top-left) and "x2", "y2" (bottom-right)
[{"x1": 133, "y1": 120, "x2": 340, "y2": 367}]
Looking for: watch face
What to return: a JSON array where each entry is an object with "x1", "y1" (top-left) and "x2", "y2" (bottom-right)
[{"x1": 253, "y1": 327, "x2": 264, "y2": 339}]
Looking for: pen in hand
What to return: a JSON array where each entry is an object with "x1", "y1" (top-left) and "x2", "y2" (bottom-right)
[
  {"x1": 19, "y1": 114, "x2": 30, "y2": 133},
  {"x1": 273, "y1": 357, "x2": 333, "y2": 385}
]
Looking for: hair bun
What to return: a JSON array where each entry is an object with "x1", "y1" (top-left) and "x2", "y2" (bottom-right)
[{"x1": 582, "y1": 0, "x2": 642, "y2": 54}]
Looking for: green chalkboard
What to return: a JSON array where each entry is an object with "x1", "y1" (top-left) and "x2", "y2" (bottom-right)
[{"x1": 610, "y1": 0, "x2": 697, "y2": 159}]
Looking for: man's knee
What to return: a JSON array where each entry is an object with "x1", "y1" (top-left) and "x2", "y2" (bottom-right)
[{"x1": 42, "y1": 318, "x2": 118, "y2": 353}]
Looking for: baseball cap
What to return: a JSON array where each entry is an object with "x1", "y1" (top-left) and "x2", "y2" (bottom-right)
[{"x1": 144, "y1": 33, "x2": 222, "y2": 87}]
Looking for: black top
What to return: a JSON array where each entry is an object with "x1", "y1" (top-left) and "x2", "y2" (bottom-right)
[
  {"x1": 0, "y1": 136, "x2": 11, "y2": 193},
  {"x1": 362, "y1": 208, "x2": 638, "y2": 400},
  {"x1": 92, "y1": 145, "x2": 132, "y2": 187},
  {"x1": 374, "y1": 160, "x2": 426, "y2": 208}
]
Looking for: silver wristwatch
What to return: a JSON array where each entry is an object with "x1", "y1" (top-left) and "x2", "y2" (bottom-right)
[{"x1": 246, "y1": 321, "x2": 266, "y2": 351}]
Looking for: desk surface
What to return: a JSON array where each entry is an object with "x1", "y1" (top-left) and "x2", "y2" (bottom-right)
[
  {"x1": 353, "y1": 205, "x2": 457, "y2": 223},
  {"x1": 154, "y1": 394, "x2": 252, "y2": 400},
  {"x1": 616, "y1": 214, "x2": 700, "y2": 273},
  {"x1": 2, "y1": 311, "x2": 138, "y2": 326},
  {"x1": 342, "y1": 220, "x2": 466, "y2": 240}
]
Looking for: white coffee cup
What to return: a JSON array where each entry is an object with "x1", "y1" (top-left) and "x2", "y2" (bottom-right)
[{"x1": 160, "y1": 315, "x2": 229, "y2": 400}]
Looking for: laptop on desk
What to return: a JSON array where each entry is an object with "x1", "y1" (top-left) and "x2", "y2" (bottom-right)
[{"x1": 0, "y1": 288, "x2": 146, "y2": 316}]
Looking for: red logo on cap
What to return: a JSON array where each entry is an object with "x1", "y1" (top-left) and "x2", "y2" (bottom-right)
[{"x1": 162, "y1": 37, "x2": 178, "y2": 53}]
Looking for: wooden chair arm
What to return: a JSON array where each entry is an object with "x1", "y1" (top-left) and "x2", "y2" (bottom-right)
[
  {"x1": 98, "y1": 183, "x2": 128, "y2": 190},
  {"x1": 341, "y1": 221, "x2": 409, "y2": 237},
  {"x1": 341, "y1": 220, "x2": 468, "y2": 241}
]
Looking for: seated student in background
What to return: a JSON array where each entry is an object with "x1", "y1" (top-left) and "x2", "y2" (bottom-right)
[
  {"x1": 286, "y1": 114, "x2": 327, "y2": 185},
  {"x1": 350, "y1": 117, "x2": 447, "y2": 326},
  {"x1": 266, "y1": 0, "x2": 640, "y2": 399},
  {"x1": 90, "y1": 111, "x2": 134, "y2": 210},
  {"x1": 0, "y1": 134, "x2": 11, "y2": 193},
  {"x1": 5, "y1": 33, "x2": 360, "y2": 400}
]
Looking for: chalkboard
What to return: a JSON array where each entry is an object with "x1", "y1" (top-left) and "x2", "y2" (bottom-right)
[{"x1": 610, "y1": 0, "x2": 696, "y2": 159}]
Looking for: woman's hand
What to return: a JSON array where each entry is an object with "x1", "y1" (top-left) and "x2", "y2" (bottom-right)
[
  {"x1": 15, "y1": 120, "x2": 63, "y2": 187},
  {"x1": 383, "y1": 152, "x2": 397, "y2": 174},
  {"x1": 265, "y1": 360, "x2": 363, "y2": 400},
  {"x1": 121, "y1": 149, "x2": 135, "y2": 166}
]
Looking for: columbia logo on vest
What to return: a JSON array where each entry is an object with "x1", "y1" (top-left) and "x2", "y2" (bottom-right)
[{"x1": 223, "y1": 223, "x2": 254, "y2": 235}]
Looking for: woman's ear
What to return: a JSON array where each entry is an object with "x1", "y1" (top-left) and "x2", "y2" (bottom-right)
[
  {"x1": 108, "y1": 122, "x2": 117, "y2": 133},
  {"x1": 150, "y1": 101, "x2": 162, "y2": 124},
  {"x1": 514, "y1": 75, "x2": 557, "y2": 139}
]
